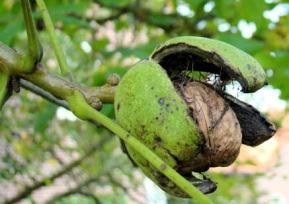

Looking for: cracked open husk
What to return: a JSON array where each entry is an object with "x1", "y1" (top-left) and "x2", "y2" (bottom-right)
[{"x1": 115, "y1": 36, "x2": 276, "y2": 197}]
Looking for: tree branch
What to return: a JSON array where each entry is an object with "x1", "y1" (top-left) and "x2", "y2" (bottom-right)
[
  {"x1": 107, "y1": 174, "x2": 146, "y2": 204},
  {"x1": 78, "y1": 191, "x2": 102, "y2": 204},
  {"x1": 0, "y1": 45, "x2": 116, "y2": 108},
  {"x1": 46, "y1": 177, "x2": 101, "y2": 204},
  {"x1": 92, "y1": 0, "x2": 214, "y2": 34},
  {"x1": 20, "y1": 79, "x2": 69, "y2": 109},
  {"x1": 68, "y1": 7, "x2": 129, "y2": 25},
  {"x1": 45, "y1": 159, "x2": 128, "y2": 204},
  {"x1": 21, "y1": 66, "x2": 115, "y2": 108},
  {"x1": 20, "y1": 65, "x2": 116, "y2": 111},
  {"x1": 4, "y1": 136, "x2": 112, "y2": 204}
]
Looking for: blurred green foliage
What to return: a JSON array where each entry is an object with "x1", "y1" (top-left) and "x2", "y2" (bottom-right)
[{"x1": 0, "y1": 0, "x2": 288, "y2": 203}]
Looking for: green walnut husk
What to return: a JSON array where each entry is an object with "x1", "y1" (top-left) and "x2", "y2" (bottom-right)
[
  {"x1": 151, "y1": 36, "x2": 267, "y2": 93},
  {"x1": 115, "y1": 61, "x2": 200, "y2": 165},
  {"x1": 114, "y1": 36, "x2": 276, "y2": 197}
]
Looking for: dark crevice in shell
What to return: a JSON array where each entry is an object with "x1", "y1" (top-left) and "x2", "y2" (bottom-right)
[
  {"x1": 174, "y1": 82, "x2": 212, "y2": 172},
  {"x1": 185, "y1": 173, "x2": 217, "y2": 194},
  {"x1": 152, "y1": 43, "x2": 247, "y2": 90}
]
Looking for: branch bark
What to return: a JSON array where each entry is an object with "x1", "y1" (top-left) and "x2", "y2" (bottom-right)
[
  {"x1": 45, "y1": 159, "x2": 128, "y2": 203},
  {"x1": 92, "y1": 0, "x2": 214, "y2": 35},
  {"x1": 46, "y1": 177, "x2": 102, "y2": 204},
  {"x1": 21, "y1": 66, "x2": 115, "y2": 106},
  {"x1": 20, "y1": 79, "x2": 69, "y2": 109}
]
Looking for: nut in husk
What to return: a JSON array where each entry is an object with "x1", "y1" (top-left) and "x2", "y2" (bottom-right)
[{"x1": 114, "y1": 36, "x2": 276, "y2": 197}]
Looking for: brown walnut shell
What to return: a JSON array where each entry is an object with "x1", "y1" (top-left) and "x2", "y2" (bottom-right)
[{"x1": 179, "y1": 81, "x2": 242, "y2": 171}]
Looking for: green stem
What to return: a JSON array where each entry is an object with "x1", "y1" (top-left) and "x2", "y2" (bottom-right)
[
  {"x1": 67, "y1": 91, "x2": 213, "y2": 204},
  {"x1": 0, "y1": 71, "x2": 9, "y2": 109},
  {"x1": 21, "y1": 0, "x2": 43, "y2": 73},
  {"x1": 36, "y1": 0, "x2": 72, "y2": 79}
]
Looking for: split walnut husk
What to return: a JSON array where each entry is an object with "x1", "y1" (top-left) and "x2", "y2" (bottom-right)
[{"x1": 115, "y1": 36, "x2": 276, "y2": 197}]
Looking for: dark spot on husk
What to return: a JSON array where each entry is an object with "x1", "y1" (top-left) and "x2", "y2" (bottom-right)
[
  {"x1": 154, "y1": 135, "x2": 162, "y2": 143},
  {"x1": 246, "y1": 64, "x2": 254, "y2": 71},
  {"x1": 158, "y1": 98, "x2": 165, "y2": 105},
  {"x1": 117, "y1": 103, "x2": 120, "y2": 111},
  {"x1": 139, "y1": 124, "x2": 147, "y2": 138}
]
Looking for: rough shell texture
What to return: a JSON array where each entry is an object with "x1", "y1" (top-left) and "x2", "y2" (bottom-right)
[
  {"x1": 151, "y1": 36, "x2": 266, "y2": 93},
  {"x1": 180, "y1": 81, "x2": 242, "y2": 169}
]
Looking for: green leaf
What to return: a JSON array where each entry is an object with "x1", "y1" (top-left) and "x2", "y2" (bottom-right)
[
  {"x1": 215, "y1": 33, "x2": 264, "y2": 54},
  {"x1": 0, "y1": 13, "x2": 16, "y2": 24},
  {"x1": 215, "y1": 0, "x2": 268, "y2": 29},
  {"x1": 91, "y1": 38, "x2": 109, "y2": 52},
  {"x1": 215, "y1": 0, "x2": 238, "y2": 20},
  {"x1": 239, "y1": 0, "x2": 267, "y2": 24},
  {"x1": 115, "y1": 20, "x2": 129, "y2": 31},
  {"x1": 55, "y1": 15, "x2": 90, "y2": 28},
  {"x1": 47, "y1": 2, "x2": 89, "y2": 16},
  {"x1": 34, "y1": 103, "x2": 57, "y2": 133},
  {"x1": 96, "y1": 0, "x2": 131, "y2": 8},
  {"x1": 147, "y1": 13, "x2": 178, "y2": 27},
  {"x1": 170, "y1": 0, "x2": 178, "y2": 9},
  {"x1": 255, "y1": 51, "x2": 289, "y2": 100},
  {"x1": 115, "y1": 42, "x2": 157, "y2": 59},
  {"x1": 255, "y1": 51, "x2": 289, "y2": 70},
  {"x1": 143, "y1": 0, "x2": 167, "y2": 12},
  {"x1": 0, "y1": 21, "x2": 23, "y2": 44},
  {"x1": 184, "y1": 0, "x2": 204, "y2": 11}
]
